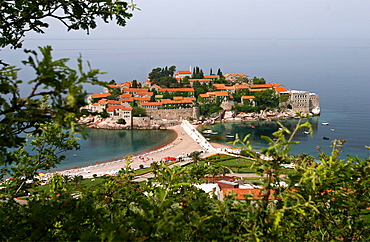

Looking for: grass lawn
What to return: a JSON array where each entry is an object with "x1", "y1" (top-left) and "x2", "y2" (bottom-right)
[{"x1": 206, "y1": 154, "x2": 257, "y2": 173}]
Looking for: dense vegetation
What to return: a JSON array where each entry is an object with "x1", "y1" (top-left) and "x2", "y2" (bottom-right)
[
  {"x1": 1, "y1": 2, "x2": 369, "y2": 241},
  {"x1": 1, "y1": 120, "x2": 369, "y2": 241}
]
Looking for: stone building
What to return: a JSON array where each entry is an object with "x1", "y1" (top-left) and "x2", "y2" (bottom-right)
[{"x1": 285, "y1": 90, "x2": 320, "y2": 115}]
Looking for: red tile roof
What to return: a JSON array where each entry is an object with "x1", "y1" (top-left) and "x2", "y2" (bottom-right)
[
  {"x1": 119, "y1": 94, "x2": 133, "y2": 98},
  {"x1": 108, "y1": 100, "x2": 121, "y2": 105},
  {"x1": 250, "y1": 83, "x2": 283, "y2": 89},
  {"x1": 123, "y1": 88, "x2": 149, "y2": 92},
  {"x1": 91, "y1": 93, "x2": 111, "y2": 99},
  {"x1": 199, "y1": 94, "x2": 209, "y2": 98},
  {"x1": 106, "y1": 84, "x2": 118, "y2": 88},
  {"x1": 177, "y1": 71, "x2": 192, "y2": 75},
  {"x1": 97, "y1": 98, "x2": 108, "y2": 105},
  {"x1": 275, "y1": 87, "x2": 288, "y2": 93},
  {"x1": 242, "y1": 95, "x2": 255, "y2": 99},
  {"x1": 106, "y1": 105, "x2": 123, "y2": 112},
  {"x1": 136, "y1": 92, "x2": 153, "y2": 96},
  {"x1": 204, "y1": 75, "x2": 220, "y2": 79},
  {"x1": 214, "y1": 91, "x2": 229, "y2": 97},
  {"x1": 234, "y1": 84, "x2": 249, "y2": 89},
  {"x1": 132, "y1": 97, "x2": 151, "y2": 101},
  {"x1": 120, "y1": 98, "x2": 134, "y2": 102},
  {"x1": 107, "y1": 105, "x2": 132, "y2": 112},
  {"x1": 158, "y1": 88, "x2": 194, "y2": 92},
  {"x1": 140, "y1": 102, "x2": 163, "y2": 106},
  {"x1": 249, "y1": 88, "x2": 265, "y2": 92}
]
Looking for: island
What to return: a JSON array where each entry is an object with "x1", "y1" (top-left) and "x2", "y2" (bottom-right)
[{"x1": 80, "y1": 66, "x2": 320, "y2": 129}]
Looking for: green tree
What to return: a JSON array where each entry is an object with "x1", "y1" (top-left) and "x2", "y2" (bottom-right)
[
  {"x1": 4, "y1": 121, "x2": 80, "y2": 196},
  {"x1": 189, "y1": 151, "x2": 202, "y2": 164},
  {"x1": 131, "y1": 79, "x2": 138, "y2": 88},
  {"x1": 117, "y1": 118, "x2": 126, "y2": 125},
  {"x1": 0, "y1": 47, "x2": 105, "y2": 165},
  {"x1": 252, "y1": 76, "x2": 266, "y2": 84},
  {"x1": 0, "y1": 1, "x2": 135, "y2": 49},
  {"x1": 132, "y1": 106, "x2": 146, "y2": 117},
  {"x1": 253, "y1": 88, "x2": 279, "y2": 109},
  {"x1": 217, "y1": 68, "x2": 223, "y2": 77}
]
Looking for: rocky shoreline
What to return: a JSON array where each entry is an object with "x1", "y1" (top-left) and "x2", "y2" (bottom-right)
[
  {"x1": 79, "y1": 116, "x2": 131, "y2": 129},
  {"x1": 224, "y1": 109, "x2": 301, "y2": 121},
  {"x1": 79, "y1": 109, "x2": 315, "y2": 129},
  {"x1": 197, "y1": 109, "x2": 308, "y2": 125}
]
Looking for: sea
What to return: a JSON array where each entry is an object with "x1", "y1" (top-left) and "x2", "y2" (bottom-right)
[{"x1": 1, "y1": 38, "x2": 370, "y2": 169}]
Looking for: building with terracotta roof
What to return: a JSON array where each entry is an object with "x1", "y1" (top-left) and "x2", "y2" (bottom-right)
[
  {"x1": 203, "y1": 75, "x2": 220, "y2": 79},
  {"x1": 106, "y1": 105, "x2": 132, "y2": 124},
  {"x1": 241, "y1": 95, "x2": 255, "y2": 105},
  {"x1": 88, "y1": 93, "x2": 111, "y2": 104},
  {"x1": 122, "y1": 88, "x2": 149, "y2": 94},
  {"x1": 119, "y1": 93, "x2": 133, "y2": 98},
  {"x1": 136, "y1": 92, "x2": 153, "y2": 98},
  {"x1": 158, "y1": 88, "x2": 195, "y2": 95},
  {"x1": 132, "y1": 97, "x2": 151, "y2": 102},
  {"x1": 175, "y1": 70, "x2": 192, "y2": 79},
  {"x1": 141, "y1": 80, "x2": 152, "y2": 88}
]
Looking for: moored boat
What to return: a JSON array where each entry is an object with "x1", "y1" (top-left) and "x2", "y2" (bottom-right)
[{"x1": 203, "y1": 129, "x2": 213, "y2": 134}]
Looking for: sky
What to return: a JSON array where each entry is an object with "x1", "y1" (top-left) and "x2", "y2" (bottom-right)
[
  {"x1": 25, "y1": 0, "x2": 370, "y2": 40},
  {"x1": 5, "y1": 0, "x2": 370, "y2": 89}
]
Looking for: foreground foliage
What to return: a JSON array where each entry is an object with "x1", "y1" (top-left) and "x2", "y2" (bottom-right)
[
  {"x1": 1, "y1": 2, "x2": 369, "y2": 240},
  {"x1": 1, "y1": 121, "x2": 369, "y2": 241}
]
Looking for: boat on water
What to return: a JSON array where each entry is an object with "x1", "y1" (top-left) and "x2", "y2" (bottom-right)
[
  {"x1": 323, "y1": 136, "x2": 330, "y2": 140},
  {"x1": 303, "y1": 131, "x2": 310, "y2": 135},
  {"x1": 321, "y1": 121, "x2": 329, "y2": 125},
  {"x1": 226, "y1": 135, "x2": 235, "y2": 138},
  {"x1": 210, "y1": 132, "x2": 218, "y2": 135},
  {"x1": 203, "y1": 129, "x2": 213, "y2": 134}
]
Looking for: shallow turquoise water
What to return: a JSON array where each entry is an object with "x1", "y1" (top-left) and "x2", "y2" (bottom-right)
[
  {"x1": 198, "y1": 116, "x2": 370, "y2": 160},
  {"x1": 57, "y1": 129, "x2": 177, "y2": 171}
]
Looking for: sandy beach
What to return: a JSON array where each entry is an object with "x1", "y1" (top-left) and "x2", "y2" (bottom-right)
[{"x1": 54, "y1": 124, "x2": 221, "y2": 178}]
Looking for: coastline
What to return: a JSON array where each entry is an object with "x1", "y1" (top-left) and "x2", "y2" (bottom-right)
[{"x1": 50, "y1": 125, "x2": 205, "y2": 178}]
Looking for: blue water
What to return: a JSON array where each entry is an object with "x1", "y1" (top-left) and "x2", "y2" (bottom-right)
[
  {"x1": 2, "y1": 38, "x2": 370, "y2": 164},
  {"x1": 58, "y1": 129, "x2": 176, "y2": 171}
]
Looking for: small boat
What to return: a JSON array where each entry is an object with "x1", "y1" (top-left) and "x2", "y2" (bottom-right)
[
  {"x1": 321, "y1": 121, "x2": 329, "y2": 125},
  {"x1": 331, "y1": 129, "x2": 335, "y2": 132},
  {"x1": 226, "y1": 135, "x2": 235, "y2": 138},
  {"x1": 203, "y1": 129, "x2": 213, "y2": 134},
  {"x1": 206, "y1": 138, "x2": 211, "y2": 141},
  {"x1": 303, "y1": 131, "x2": 310, "y2": 135},
  {"x1": 210, "y1": 132, "x2": 218, "y2": 135},
  {"x1": 323, "y1": 136, "x2": 330, "y2": 140}
]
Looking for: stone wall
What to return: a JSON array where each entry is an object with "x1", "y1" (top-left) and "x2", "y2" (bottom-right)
[
  {"x1": 132, "y1": 117, "x2": 181, "y2": 129},
  {"x1": 146, "y1": 107, "x2": 199, "y2": 120},
  {"x1": 220, "y1": 101, "x2": 234, "y2": 111}
]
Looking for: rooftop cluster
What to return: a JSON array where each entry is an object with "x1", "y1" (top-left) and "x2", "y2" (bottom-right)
[{"x1": 85, "y1": 66, "x2": 320, "y2": 123}]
